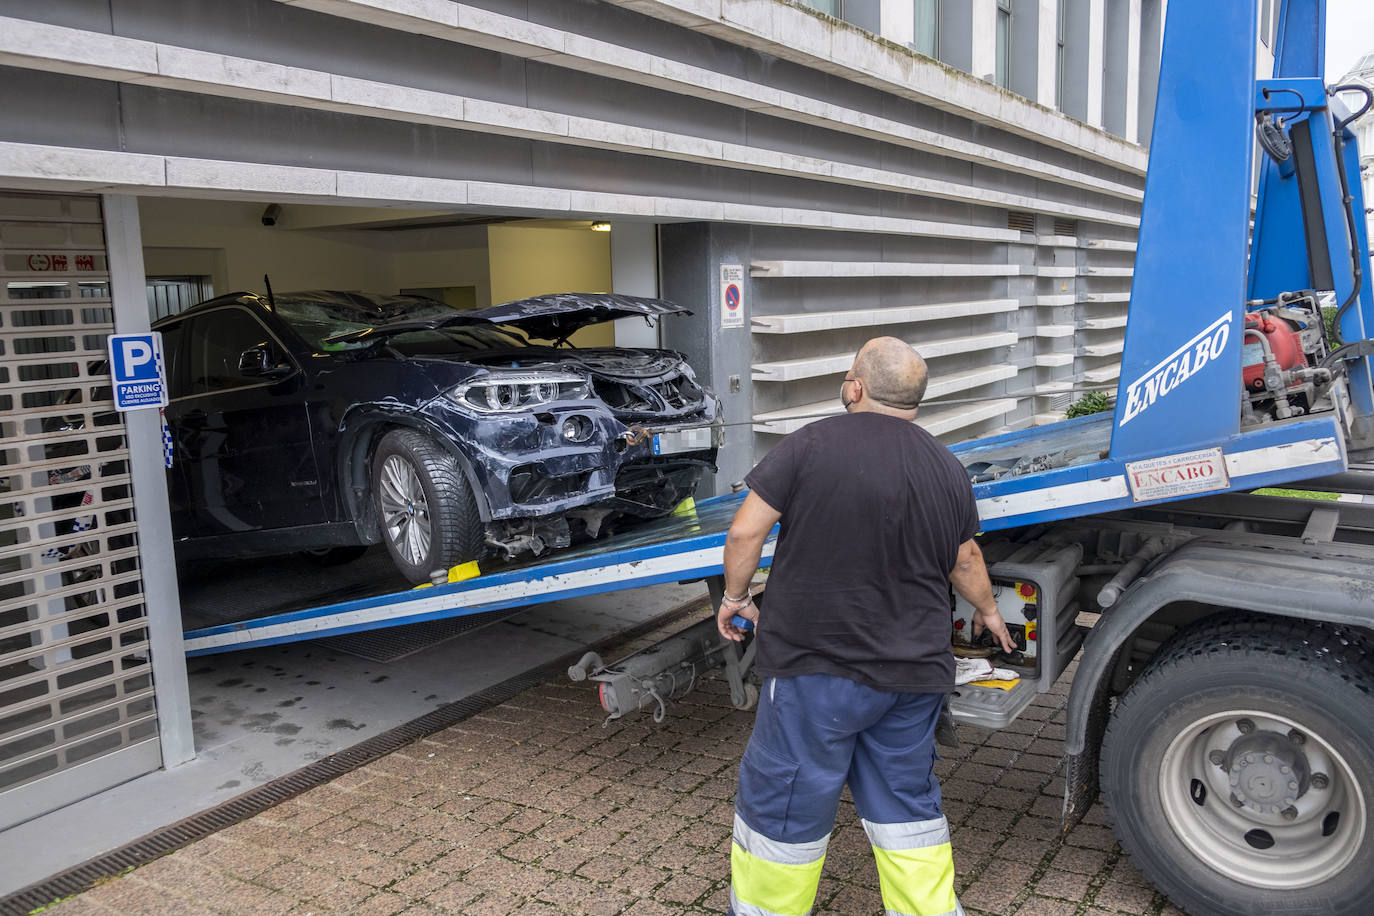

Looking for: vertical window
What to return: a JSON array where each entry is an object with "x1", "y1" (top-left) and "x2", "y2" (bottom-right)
[
  {"x1": 1260, "y1": 0, "x2": 1272, "y2": 48},
  {"x1": 146, "y1": 276, "x2": 214, "y2": 322},
  {"x1": 1056, "y1": 0, "x2": 1068, "y2": 110},
  {"x1": 996, "y1": 0, "x2": 1012, "y2": 88},
  {"x1": 800, "y1": 0, "x2": 840, "y2": 16},
  {"x1": 913, "y1": 0, "x2": 939, "y2": 58}
]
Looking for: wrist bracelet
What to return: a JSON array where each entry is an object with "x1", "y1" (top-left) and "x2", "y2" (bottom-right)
[{"x1": 722, "y1": 591, "x2": 752, "y2": 604}]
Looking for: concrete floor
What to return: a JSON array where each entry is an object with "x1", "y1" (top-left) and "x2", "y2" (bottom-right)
[{"x1": 0, "y1": 549, "x2": 704, "y2": 896}]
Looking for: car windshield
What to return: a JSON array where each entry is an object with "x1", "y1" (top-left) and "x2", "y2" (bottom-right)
[
  {"x1": 272, "y1": 293, "x2": 522, "y2": 352},
  {"x1": 385, "y1": 325, "x2": 528, "y2": 356}
]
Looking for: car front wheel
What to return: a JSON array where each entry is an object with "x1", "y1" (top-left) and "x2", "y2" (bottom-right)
[{"x1": 370, "y1": 429, "x2": 483, "y2": 585}]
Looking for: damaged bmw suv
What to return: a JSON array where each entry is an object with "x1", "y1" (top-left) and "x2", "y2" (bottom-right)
[{"x1": 156, "y1": 290, "x2": 721, "y2": 584}]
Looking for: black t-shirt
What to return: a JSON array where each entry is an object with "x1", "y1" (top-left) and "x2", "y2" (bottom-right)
[{"x1": 745, "y1": 412, "x2": 980, "y2": 693}]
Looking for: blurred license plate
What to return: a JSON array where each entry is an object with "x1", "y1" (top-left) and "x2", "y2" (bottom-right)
[{"x1": 652, "y1": 428, "x2": 712, "y2": 455}]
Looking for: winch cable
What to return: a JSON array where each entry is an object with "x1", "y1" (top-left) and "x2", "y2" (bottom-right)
[{"x1": 650, "y1": 386, "x2": 1122, "y2": 436}]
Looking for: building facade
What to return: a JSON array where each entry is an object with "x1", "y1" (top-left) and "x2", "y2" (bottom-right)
[{"x1": 0, "y1": 0, "x2": 1178, "y2": 841}]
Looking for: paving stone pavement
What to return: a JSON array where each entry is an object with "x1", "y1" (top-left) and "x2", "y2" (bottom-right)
[{"x1": 40, "y1": 619, "x2": 1187, "y2": 916}]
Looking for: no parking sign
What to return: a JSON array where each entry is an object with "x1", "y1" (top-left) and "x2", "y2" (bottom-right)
[
  {"x1": 107, "y1": 332, "x2": 168, "y2": 410},
  {"x1": 720, "y1": 264, "x2": 745, "y2": 329}
]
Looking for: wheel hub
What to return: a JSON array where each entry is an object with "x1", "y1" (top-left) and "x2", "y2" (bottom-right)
[{"x1": 1225, "y1": 731, "x2": 1310, "y2": 814}]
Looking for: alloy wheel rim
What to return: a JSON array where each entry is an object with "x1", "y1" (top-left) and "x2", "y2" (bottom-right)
[
  {"x1": 379, "y1": 455, "x2": 431, "y2": 566},
  {"x1": 1158, "y1": 708, "x2": 1365, "y2": 889}
]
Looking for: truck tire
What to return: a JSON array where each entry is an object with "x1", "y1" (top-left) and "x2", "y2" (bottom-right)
[
  {"x1": 370, "y1": 429, "x2": 483, "y2": 585},
  {"x1": 1100, "y1": 617, "x2": 1374, "y2": 915}
]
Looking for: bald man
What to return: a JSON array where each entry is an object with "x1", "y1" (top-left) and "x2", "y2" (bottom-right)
[{"x1": 718, "y1": 337, "x2": 1013, "y2": 916}]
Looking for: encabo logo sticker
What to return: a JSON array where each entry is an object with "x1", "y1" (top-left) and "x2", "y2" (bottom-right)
[{"x1": 1119, "y1": 311, "x2": 1230, "y2": 426}]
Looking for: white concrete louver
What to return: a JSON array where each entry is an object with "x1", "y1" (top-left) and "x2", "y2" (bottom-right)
[
  {"x1": 751, "y1": 332, "x2": 1019, "y2": 382},
  {"x1": 275, "y1": 0, "x2": 1148, "y2": 185},
  {"x1": 748, "y1": 298, "x2": 1018, "y2": 335},
  {"x1": 0, "y1": 13, "x2": 1143, "y2": 229},
  {"x1": 748, "y1": 260, "x2": 1022, "y2": 437}
]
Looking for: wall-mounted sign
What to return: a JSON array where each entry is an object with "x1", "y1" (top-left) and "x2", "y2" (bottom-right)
[
  {"x1": 24, "y1": 253, "x2": 99, "y2": 271},
  {"x1": 720, "y1": 264, "x2": 745, "y2": 329},
  {"x1": 107, "y1": 333, "x2": 168, "y2": 411}
]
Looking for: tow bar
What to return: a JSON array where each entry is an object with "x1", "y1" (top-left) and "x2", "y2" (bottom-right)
[{"x1": 568, "y1": 577, "x2": 760, "y2": 723}]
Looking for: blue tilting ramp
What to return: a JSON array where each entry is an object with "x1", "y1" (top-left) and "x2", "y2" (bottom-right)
[
  {"x1": 955, "y1": 414, "x2": 1345, "y2": 532},
  {"x1": 182, "y1": 493, "x2": 773, "y2": 656}
]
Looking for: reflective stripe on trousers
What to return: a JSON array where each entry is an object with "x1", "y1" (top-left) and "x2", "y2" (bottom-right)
[
  {"x1": 864, "y1": 817, "x2": 965, "y2": 916},
  {"x1": 730, "y1": 814, "x2": 827, "y2": 916},
  {"x1": 728, "y1": 674, "x2": 964, "y2": 916}
]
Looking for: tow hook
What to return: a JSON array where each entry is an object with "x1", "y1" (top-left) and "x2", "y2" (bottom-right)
[{"x1": 622, "y1": 425, "x2": 652, "y2": 446}]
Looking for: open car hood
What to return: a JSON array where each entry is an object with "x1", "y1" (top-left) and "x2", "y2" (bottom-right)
[
  {"x1": 469, "y1": 293, "x2": 690, "y2": 340},
  {"x1": 327, "y1": 292, "x2": 690, "y2": 345}
]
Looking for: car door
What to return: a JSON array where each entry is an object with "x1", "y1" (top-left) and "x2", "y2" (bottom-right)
[{"x1": 167, "y1": 306, "x2": 326, "y2": 536}]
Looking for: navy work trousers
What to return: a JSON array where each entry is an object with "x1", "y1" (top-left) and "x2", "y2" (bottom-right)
[{"x1": 729, "y1": 673, "x2": 963, "y2": 916}]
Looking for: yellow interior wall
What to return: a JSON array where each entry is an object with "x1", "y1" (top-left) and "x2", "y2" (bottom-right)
[{"x1": 487, "y1": 224, "x2": 614, "y2": 347}]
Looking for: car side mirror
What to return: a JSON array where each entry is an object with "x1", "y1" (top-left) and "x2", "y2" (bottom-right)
[{"x1": 238, "y1": 347, "x2": 292, "y2": 379}]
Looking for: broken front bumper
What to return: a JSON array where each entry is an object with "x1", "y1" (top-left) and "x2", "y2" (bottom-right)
[{"x1": 424, "y1": 397, "x2": 721, "y2": 521}]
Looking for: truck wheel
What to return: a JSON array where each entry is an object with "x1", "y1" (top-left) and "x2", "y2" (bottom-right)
[
  {"x1": 1100, "y1": 617, "x2": 1374, "y2": 915},
  {"x1": 371, "y1": 429, "x2": 483, "y2": 585}
]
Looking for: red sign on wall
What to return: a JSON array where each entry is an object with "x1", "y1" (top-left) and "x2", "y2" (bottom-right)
[{"x1": 25, "y1": 253, "x2": 97, "y2": 272}]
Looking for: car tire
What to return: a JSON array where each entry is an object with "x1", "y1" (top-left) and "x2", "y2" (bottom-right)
[
  {"x1": 1100, "y1": 616, "x2": 1374, "y2": 915},
  {"x1": 370, "y1": 429, "x2": 483, "y2": 585}
]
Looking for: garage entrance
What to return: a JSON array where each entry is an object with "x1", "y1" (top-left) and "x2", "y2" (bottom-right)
[
  {"x1": 2, "y1": 189, "x2": 675, "y2": 843},
  {"x1": 135, "y1": 196, "x2": 666, "y2": 627}
]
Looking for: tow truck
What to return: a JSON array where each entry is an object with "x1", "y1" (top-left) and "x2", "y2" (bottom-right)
[
  {"x1": 574, "y1": 2, "x2": 1374, "y2": 913},
  {"x1": 182, "y1": 0, "x2": 1374, "y2": 912}
]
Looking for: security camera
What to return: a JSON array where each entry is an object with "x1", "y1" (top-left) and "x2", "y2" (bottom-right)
[{"x1": 261, "y1": 204, "x2": 282, "y2": 227}]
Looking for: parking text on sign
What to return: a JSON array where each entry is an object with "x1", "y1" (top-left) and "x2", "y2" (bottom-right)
[{"x1": 107, "y1": 332, "x2": 169, "y2": 410}]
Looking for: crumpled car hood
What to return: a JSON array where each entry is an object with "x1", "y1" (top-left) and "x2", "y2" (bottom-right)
[
  {"x1": 331, "y1": 292, "x2": 690, "y2": 345},
  {"x1": 471, "y1": 293, "x2": 690, "y2": 340}
]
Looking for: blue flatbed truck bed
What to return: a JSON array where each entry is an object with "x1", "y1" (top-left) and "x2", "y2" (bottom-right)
[{"x1": 181, "y1": 407, "x2": 1348, "y2": 658}]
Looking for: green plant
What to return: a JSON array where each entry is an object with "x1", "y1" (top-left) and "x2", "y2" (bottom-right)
[
  {"x1": 1066, "y1": 391, "x2": 1112, "y2": 418},
  {"x1": 1323, "y1": 305, "x2": 1338, "y2": 343},
  {"x1": 1252, "y1": 487, "x2": 1340, "y2": 501}
]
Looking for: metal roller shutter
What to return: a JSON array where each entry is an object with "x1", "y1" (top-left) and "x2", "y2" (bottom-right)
[{"x1": 0, "y1": 192, "x2": 161, "y2": 829}]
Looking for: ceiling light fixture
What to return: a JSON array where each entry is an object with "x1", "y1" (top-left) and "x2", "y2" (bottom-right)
[{"x1": 590, "y1": 221, "x2": 612, "y2": 232}]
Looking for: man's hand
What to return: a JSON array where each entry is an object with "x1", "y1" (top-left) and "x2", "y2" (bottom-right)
[
  {"x1": 972, "y1": 604, "x2": 1017, "y2": 654},
  {"x1": 717, "y1": 597, "x2": 757, "y2": 642},
  {"x1": 718, "y1": 491, "x2": 780, "y2": 642},
  {"x1": 950, "y1": 539, "x2": 1018, "y2": 653}
]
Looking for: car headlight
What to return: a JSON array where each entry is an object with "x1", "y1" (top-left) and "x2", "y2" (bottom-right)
[{"x1": 450, "y1": 372, "x2": 590, "y2": 413}]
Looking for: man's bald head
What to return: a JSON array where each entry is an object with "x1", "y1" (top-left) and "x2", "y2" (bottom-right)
[{"x1": 851, "y1": 337, "x2": 928, "y2": 411}]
